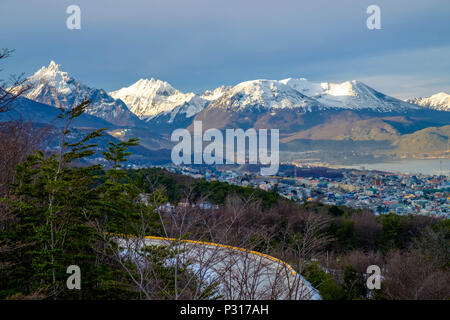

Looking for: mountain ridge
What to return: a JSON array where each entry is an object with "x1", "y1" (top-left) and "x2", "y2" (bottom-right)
[
  {"x1": 6, "y1": 61, "x2": 449, "y2": 165},
  {"x1": 22, "y1": 61, "x2": 144, "y2": 128},
  {"x1": 405, "y1": 92, "x2": 450, "y2": 112}
]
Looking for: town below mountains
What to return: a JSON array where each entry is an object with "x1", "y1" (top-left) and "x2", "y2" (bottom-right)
[
  {"x1": 161, "y1": 163, "x2": 449, "y2": 219},
  {"x1": 3, "y1": 61, "x2": 450, "y2": 166}
]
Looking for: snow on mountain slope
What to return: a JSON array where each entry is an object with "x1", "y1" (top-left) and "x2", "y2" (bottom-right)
[
  {"x1": 25, "y1": 61, "x2": 85, "y2": 104},
  {"x1": 279, "y1": 78, "x2": 324, "y2": 97},
  {"x1": 24, "y1": 62, "x2": 426, "y2": 131},
  {"x1": 207, "y1": 79, "x2": 323, "y2": 112},
  {"x1": 281, "y1": 78, "x2": 419, "y2": 112},
  {"x1": 111, "y1": 76, "x2": 422, "y2": 125},
  {"x1": 23, "y1": 61, "x2": 142, "y2": 127},
  {"x1": 405, "y1": 92, "x2": 450, "y2": 111},
  {"x1": 200, "y1": 85, "x2": 230, "y2": 101},
  {"x1": 110, "y1": 78, "x2": 210, "y2": 122}
]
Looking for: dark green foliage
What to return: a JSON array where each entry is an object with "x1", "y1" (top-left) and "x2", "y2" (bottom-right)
[
  {"x1": 126, "y1": 168, "x2": 185, "y2": 203},
  {"x1": 414, "y1": 219, "x2": 450, "y2": 270},
  {"x1": 432, "y1": 218, "x2": 450, "y2": 236},
  {"x1": 192, "y1": 180, "x2": 280, "y2": 209},
  {"x1": 97, "y1": 139, "x2": 165, "y2": 235},
  {"x1": 378, "y1": 214, "x2": 404, "y2": 250},
  {"x1": 342, "y1": 266, "x2": 366, "y2": 300},
  {"x1": 303, "y1": 262, "x2": 345, "y2": 300},
  {"x1": 125, "y1": 168, "x2": 282, "y2": 209},
  {"x1": 102, "y1": 138, "x2": 140, "y2": 171},
  {"x1": 336, "y1": 220, "x2": 358, "y2": 250},
  {"x1": 328, "y1": 205, "x2": 344, "y2": 217}
]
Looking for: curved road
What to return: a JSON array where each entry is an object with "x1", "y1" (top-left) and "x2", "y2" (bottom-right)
[{"x1": 117, "y1": 235, "x2": 321, "y2": 300}]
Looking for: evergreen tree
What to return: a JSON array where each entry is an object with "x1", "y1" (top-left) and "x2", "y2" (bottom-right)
[{"x1": 0, "y1": 102, "x2": 132, "y2": 299}]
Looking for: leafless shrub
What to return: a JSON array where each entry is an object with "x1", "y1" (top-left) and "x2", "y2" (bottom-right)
[
  {"x1": 339, "y1": 250, "x2": 384, "y2": 274},
  {"x1": 0, "y1": 120, "x2": 50, "y2": 196},
  {"x1": 353, "y1": 210, "x2": 382, "y2": 250},
  {"x1": 0, "y1": 48, "x2": 31, "y2": 113},
  {"x1": 0, "y1": 48, "x2": 46, "y2": 197},
  {"x1": 383, "y1": 249, "x2": 450, "y2": 300}
]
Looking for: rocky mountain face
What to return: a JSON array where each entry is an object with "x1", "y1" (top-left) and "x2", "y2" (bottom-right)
[
  {"x1": 109, "y1": 79, "x2": 229, "y2": 130},
  {"x1": 406, "y1": 92, "x2": 450, "y2": 112},
  {"x1": 22, "y1": 61, "x2": 143, "y2": 127},
  {"x1": 109, "y1": 78, "x2": 206, "y2": 119}
]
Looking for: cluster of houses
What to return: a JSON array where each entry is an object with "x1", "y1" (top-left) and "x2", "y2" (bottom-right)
[{"x1": 156, "y1": 164, "x2": 450, "y2": 218}]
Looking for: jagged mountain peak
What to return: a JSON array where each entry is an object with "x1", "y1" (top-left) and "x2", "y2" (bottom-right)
[
  {"x1": 34, "y1": 60, "x2": 62, "y2": 73},
  {"x1": 22, "y1": 62, "x2": 142, "y2": 127},
  {"x1": 110, "y1": 79, "x2": 207, "y2": 120},
  {"x1": 131, "y1": 78, "x2": 176, "y2": 94},
  {"x1": 27, "y1": 61, "x2": 78, "y2": 95},
  {"x1": 31, "y1": 61, "x2": 67, "y2": 80},
  {"x1": 47, "y1": 60, "x2": 60, "y2": 71},
  {"x1": 406, "y1": 92, "x2": 450, "y2": 111}
]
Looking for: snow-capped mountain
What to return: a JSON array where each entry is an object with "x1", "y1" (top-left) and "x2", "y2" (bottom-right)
[
  {"x1": 109, "y1": 78, "x2": 213, "y2": 123},
  {"x1": 18, "y1": 62, "x2": 439, "y2": 137},
  {"x1": 192, "y1": 77, "x2": 447, "y2": 134},
  {"x1": 110, "y1": 76, "x2": 421, "y2": 131},
  {"x1": 207, "y1": 79, "x2": 322, "y2": 112},
  {"x1": 23, "y1": 61, "x2": 142, "y2": 127},
  {"x1": 200, "y1": 85, "x2": 231, "y2": 101},
  {"x1": 280, "y1": 78, "x2": 419, "y2": 112},
  {"x1": 405, "y1": 92, "x2": 450, "y2": 111},
  {"x1": 198, "y1": 77, "x2": 419, "y2": 114}
]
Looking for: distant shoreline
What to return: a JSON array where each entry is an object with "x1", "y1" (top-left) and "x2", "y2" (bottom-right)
[{"x1": 331, "y1": 159, "x2": 450, "y2": 176}]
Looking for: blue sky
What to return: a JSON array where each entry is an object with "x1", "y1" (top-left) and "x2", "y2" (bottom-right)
[{"x1": 0, "y1": 0, "x2": 449, "y2": 98}]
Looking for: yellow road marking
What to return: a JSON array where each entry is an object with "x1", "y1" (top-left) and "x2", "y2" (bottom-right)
[{"x1": 111, "y1": 233, "x2": 297, "y2": 277}]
